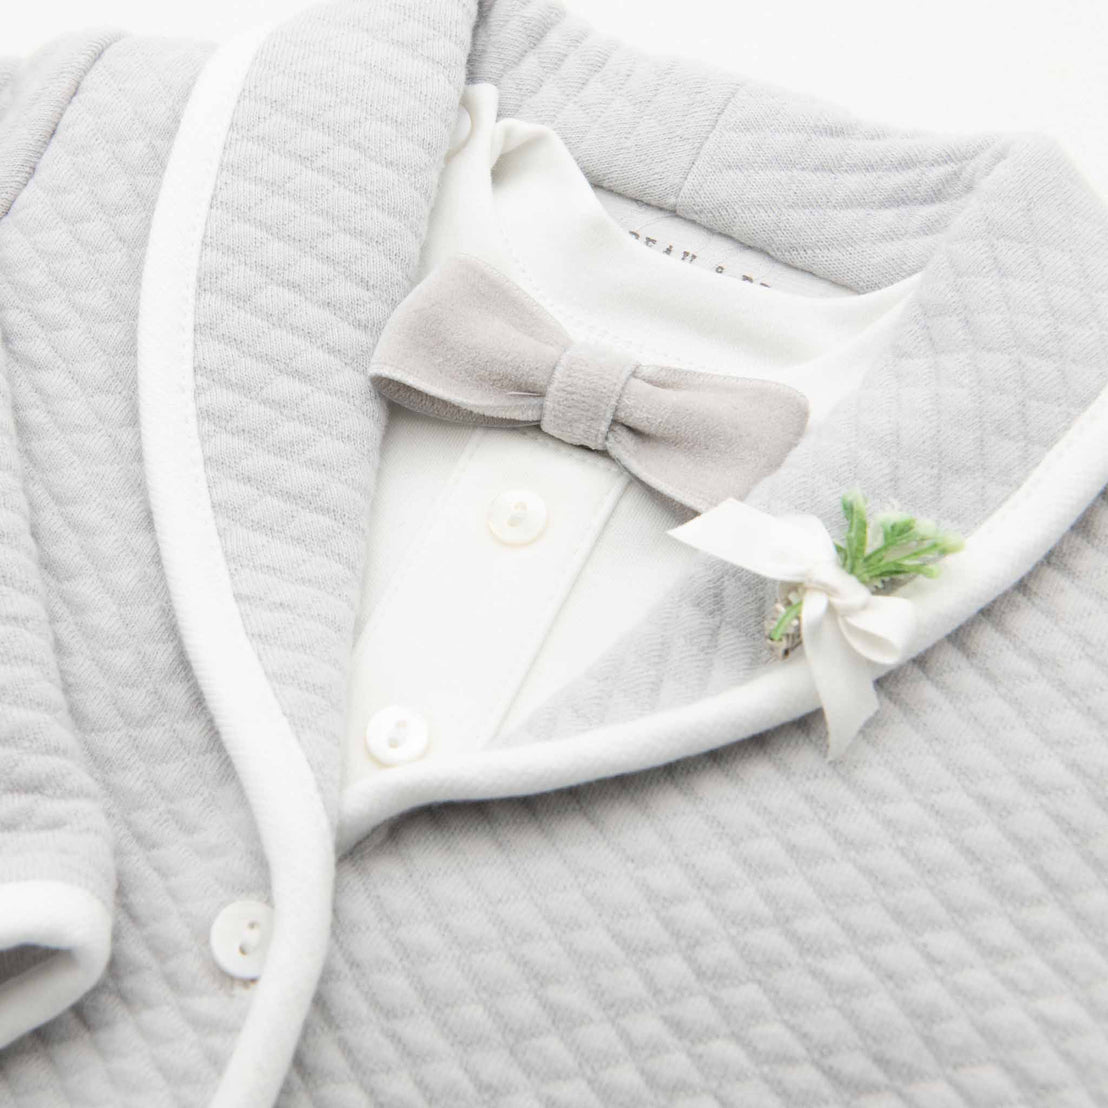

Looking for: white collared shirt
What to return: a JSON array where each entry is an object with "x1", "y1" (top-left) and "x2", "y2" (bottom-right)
[{"x1": 344, "y1": 85, "x2": 918, "y2": 787}]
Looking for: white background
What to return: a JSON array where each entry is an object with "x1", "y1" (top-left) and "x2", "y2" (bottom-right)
[{"x1": 6, "y1": 0, "x2": 1108, "y2": 195}]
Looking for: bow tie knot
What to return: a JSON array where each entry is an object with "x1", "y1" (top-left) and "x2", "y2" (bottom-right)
[
  {"x1": 369, "y1": 255, "x2": 810, "y2": 511},
  {"x1": 540, "y1": 341, "x2": 638, "y2": 453}
]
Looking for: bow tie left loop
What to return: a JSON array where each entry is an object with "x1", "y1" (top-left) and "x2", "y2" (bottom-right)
[{"x1": 369, "y1": 255, "x2": 810, "y2": 510}]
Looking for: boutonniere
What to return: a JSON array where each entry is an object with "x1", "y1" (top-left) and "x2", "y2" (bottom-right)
[{"x1": 669, "y1": 491, "x2": 962, "y2": 759}]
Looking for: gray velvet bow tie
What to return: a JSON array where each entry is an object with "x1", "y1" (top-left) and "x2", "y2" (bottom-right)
[{"x1": 369, "y1": 255, "x2": 810, "y2": 511}]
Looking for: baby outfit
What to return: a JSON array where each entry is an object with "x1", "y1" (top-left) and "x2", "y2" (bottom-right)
[{"x1": 1, "y1": 2, "x2": 1108, "y2": 1106}]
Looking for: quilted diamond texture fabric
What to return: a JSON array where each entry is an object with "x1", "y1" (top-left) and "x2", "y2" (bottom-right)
[
  {"x1": 295, "y1": 488, "x2": 1108, "y2": 1106},
  {"x1": 472, "y1": 0, "x2": 1015, "y2": 295},
  {"x1": 0, "y1": 37, "x2": 271, "y2": 1105},
  {"x1": 0, "y1": 30, "x2": 122, "y2": 221},
  {"x1": 0, "y1": 331, "x2": 112, "y2": 901},
  {"x1": 192, "y1": 0, "x2": 477, "y2": 821}
]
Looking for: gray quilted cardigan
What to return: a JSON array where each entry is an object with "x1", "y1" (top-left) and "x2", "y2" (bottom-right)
[{"x1": 2, "y1": 0, "x2": 1108, "y2": 1105}]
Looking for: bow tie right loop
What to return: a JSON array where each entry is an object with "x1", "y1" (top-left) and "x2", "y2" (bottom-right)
[{"x1": 540, "y1": 341, "x2": 638, "y2": 452}]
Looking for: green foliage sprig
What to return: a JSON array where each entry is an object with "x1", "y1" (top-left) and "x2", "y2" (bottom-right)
[{"x1": 768, "y1": 490, "x2": 963, "y2": 651}]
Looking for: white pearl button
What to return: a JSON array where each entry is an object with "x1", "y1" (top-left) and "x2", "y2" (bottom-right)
[
  {"x1": 366, "y1": 705, "x2": 430, "y2": 766},
  {"x1": 447, "y1": 105, "x2": 471, "y2": 156},
  {"x1": 210, "y1": 900, "x2": 273, "y2": 981},
  {"x1": 488, "y1": 489, "x2": 547, "y2": 545}
]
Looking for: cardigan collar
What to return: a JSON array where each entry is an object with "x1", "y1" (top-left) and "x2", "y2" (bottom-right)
[
  {"x1": 139, "y1": 0, "x2": 1108, "y2": 855},
  {"x1": 120, "y1": 2, "x2": 1108, "y2": 1101}
]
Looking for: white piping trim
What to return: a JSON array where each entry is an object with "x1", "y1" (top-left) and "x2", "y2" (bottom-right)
[
  {"x1": 337, "y1": 374, "x2": 1108, "y2": 853},
  {"x1": 137, "y1": 24, "x2": 334, "y2": 1108},
  {"x1": 0, "y1": 881, "x2": 112, "y2": 1046}
]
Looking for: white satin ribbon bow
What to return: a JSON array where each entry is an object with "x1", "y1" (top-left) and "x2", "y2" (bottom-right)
[{"x1": 669, "y1": 499, "x2": 918, "y2": 759}]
